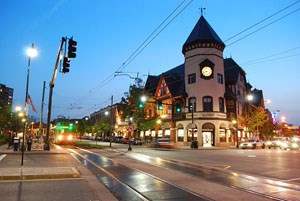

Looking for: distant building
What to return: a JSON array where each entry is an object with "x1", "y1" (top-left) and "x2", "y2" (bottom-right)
[{"x1": 0, "y1": 83, "x2": 14, "y2": 109}]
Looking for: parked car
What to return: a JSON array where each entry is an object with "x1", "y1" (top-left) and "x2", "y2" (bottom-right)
[
  {"x1": 148, "y1": 138, "x2": 175, "y2": 149},
  {"x1": 280, "y1": 141, "x2": 300, "y2": 150},
  {"x1": 265, "y1": 137, "x2": 289, "y2": 149},
  {"x1": 131, "y1": 138, "x2": 143, "y2": 145},
  {"x1": 121, "y1": 137, "x2": 130, "y2": 144},
  {"x1": 239, "y1": 139, "x2": 265, "y2": 149}
]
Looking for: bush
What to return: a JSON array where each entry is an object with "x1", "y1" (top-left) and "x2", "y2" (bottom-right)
[{"x1": 0, "y1": 134, "x2": 9, "y2": 146}]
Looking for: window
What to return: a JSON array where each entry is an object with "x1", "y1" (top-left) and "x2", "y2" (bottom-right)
[
  {"x1": 217, "y1": 74, "x2": 223, "y2": 84},
  {"x1": 219, "y1": 97, "x2": 224, "y2": 112},
  {"x1": 188, "y1": 73, "x2": 196, "y2": 84},
  {"x1": 161, "y1": 86, "x2": 167, "y2": 96},
  {"x1": 203, "y1": 96, "x2": 213, "y2": 112}
]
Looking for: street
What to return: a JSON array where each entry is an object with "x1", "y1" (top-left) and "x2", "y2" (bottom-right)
[
  {"x1": 71, "y1": 141, "x2": 300, "y2": 200},
  {"x1": 1, "y1": 142, "x2": 299, "y2": 201}
]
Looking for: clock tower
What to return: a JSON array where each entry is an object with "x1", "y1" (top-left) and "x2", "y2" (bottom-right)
[
  {"x1": 182, "y1": 15, "x2": 225, "y2": 113},
  {"x1": 182, "y1": 15, "x2": 226, "y2": 147}
]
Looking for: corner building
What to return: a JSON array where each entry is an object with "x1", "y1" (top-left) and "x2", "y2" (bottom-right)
[{"x1": 144, "y1": 15, "x2": 259, "y2": 147}]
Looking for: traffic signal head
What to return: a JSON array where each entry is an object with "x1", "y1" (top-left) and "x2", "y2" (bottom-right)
[
  {"x1": 175, "y1": 104, "x2": 181, "y2": 113},
  {"x1": 138, "y1": 101, "x2": 144, "y2": 109},
  {"x1": 62, "y1": 56, "x2": 70, "y2": 73},
  {"x1": 68, "y1": 38, "x2": 77, "y2": 58},
  {"x1": 158, "y1": 101, "x2": 163, "y2": 110}
]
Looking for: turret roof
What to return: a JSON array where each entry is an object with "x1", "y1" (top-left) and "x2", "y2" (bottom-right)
[{"x1": 182, "y1": 15, "x2": 225, "y2": 53}]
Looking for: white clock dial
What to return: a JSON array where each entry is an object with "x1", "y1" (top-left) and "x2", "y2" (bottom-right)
[{"x1": 202, "y1": 66, "x2": 212, "y2": 77}]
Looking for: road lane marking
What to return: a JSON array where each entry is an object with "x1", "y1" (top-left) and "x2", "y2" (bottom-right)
[{"x1": 0, "y1": 154, "x2": 7, "y2": 161}]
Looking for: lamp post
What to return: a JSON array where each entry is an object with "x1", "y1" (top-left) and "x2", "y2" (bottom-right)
[
  {"x1": 190, "y1": 98, "x2": 197, "y2": 148},
  {"x1": 22, "y1": 43, "x2": 37, "y2": 166},
  {"x1": 232, "y1": 119, "x2": 238, "y2": 148}
]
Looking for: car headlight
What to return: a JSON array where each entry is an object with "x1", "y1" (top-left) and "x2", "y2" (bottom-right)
[
  {"x1": 281, "y1": 142, "x2": 288, "y2": 148},
  {"x1": 292, "y1": 143, "x2": 299, "y2": 148},
  {"x1": 67, "y1": 135, "x2": 73, "y2": 141},
  {"x1": 276, "y1": 141, "x2": 282, "y2": 145},
  {"x1": 57, "y1": 135, "x2": 63, "y2": 140}
]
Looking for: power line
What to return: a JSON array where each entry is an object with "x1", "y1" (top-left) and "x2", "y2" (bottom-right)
[
  {"x1": 227, "y1": 7, "x2": 300, "y2": 47},
  {"x1": 224, "y1": 0, "x2": 300, "y2": 43}
]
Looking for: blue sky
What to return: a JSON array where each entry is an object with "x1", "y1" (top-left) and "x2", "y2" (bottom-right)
[{"x1": 1, "y1": 0, "x2": 299, "y2": 125}]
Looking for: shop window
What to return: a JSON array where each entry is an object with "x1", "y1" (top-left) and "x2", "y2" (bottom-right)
[
  {"x1": 177, "y1": 129, "x2": 184, "y2": 142},
  {"x1": 219, "y1": 129, "x2": 226, "y2": 142}
]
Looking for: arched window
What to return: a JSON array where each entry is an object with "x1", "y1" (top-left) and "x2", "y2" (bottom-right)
[
  {"x1": 203, "y1": 96, "x2": 213, "y2": 112},
  {"x1": 219, "y1": 97, "x2": 225, "y2": 112}
]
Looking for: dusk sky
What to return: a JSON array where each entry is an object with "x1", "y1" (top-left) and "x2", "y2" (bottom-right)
[{"x1": 1, "y1": 0, "x2": 299, "y2": 125}]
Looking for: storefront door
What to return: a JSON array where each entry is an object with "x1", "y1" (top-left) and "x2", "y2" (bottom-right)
[{"x1": 203, "y1": 131, "x2": 212, "y2": 147}]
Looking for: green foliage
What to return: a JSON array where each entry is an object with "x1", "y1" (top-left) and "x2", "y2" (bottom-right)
[
  {"x1": 94, "y1": 119, "x2": 110, "y2": 134},
  {"x1": 138, "y1": 118, "x2": 159, "y2": 131},
  {"x1": 260, "y1": 120, "x2": 276, "y2": 140},
  {"x1": 247, "y1": 107, "x2": 269, "y2": 136},
  {"x1": 0, "y1": 103, "x2": 13, "y2": 132},
  {"x1": 0, "y1": 134, "x2": 9, "y2": 145}
]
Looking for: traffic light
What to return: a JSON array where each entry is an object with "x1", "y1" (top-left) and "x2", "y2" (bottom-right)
[
  {"x1": 68, "y1": 124, "x2": 73, "y2": 131},
  {"x1": 138, "y1": 101, "x2": 144, "y2": 109},
  {"x1": 58, "y1": 124, "x2": 63, "y2": 131},
  {"x1": 68, "y1": 38, "x2": 77, "y2": 58},
  {"x1": 175, "y1": 104, "x2": 181, "y2": 113},
  {"x1": 62, "y1": 56, "x2": 70, "y2": 73},
  {"x1": 157, "y1": 101, "x2": 163, "y2": 110}
]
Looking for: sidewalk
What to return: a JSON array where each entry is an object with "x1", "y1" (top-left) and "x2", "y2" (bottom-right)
[{"x1": 0, "y1": 144, "x2": 79, "y2": 181}]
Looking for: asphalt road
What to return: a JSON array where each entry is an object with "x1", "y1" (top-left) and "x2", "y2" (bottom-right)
[{"x1": 83, "y1": 140, "x2": 300, "y2": 183}]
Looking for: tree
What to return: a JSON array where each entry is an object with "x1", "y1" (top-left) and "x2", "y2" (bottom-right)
[
  {"x1": 94, "y1": 119, "x2": 110, "y2": 137},
  {"x1": 0, "y1": 103, "x2": 13, "y2": 134},
  {"x1": 260, "y1": 120, "x2": 276, "y2": 140},
  {"x1": 119, "y1": 84, "x2": 148, "y2": 130},
  {"x1": 247, "y1": 107, "x2": 269, "y2": 138}
]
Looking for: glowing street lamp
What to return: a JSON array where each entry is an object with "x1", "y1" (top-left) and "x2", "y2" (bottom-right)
[{"x1": 21, "y1": 43, "x2": 38, "y2": 166}]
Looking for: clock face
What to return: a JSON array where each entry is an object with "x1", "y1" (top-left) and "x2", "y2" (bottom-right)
[{"x1": 202, "y1": 66, "x2": 212, "y2": 77}]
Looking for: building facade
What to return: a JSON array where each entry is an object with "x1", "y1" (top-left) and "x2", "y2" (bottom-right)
[
  {"x1": 142, "y1": 15, "x2": 265, "y2": 147},
  {"x1": 0, "y1": 83, "x2": 14, "y2": 109}
]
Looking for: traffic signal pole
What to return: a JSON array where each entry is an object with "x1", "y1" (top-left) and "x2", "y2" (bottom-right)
[{"x1": 44, "y1": 37, "x2": 66, "y2": 150}]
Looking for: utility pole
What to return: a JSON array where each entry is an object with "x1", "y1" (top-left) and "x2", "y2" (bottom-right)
[
  {"x1": 39, "y1": 81, "x2": 46, "y2": 137},
  {"x1": 45, "y1": 37, "x2": 66, "y2": 150},
  {"x1": 110, "y1": 95, "x2": 113, "y2": 148}
]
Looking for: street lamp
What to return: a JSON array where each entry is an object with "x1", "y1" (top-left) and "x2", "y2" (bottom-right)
[
  {"x1": 232, "y1": 119, "x2": 238, "y2": 148},
  {"x1": 22, "y1": 43, "x2": 37, "y2": 166},
  {"x1": 190, "y1": 98, "x2": 197, "y2": 149}
]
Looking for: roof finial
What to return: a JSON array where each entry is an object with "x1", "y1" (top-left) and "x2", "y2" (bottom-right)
[{"x1": 200, "y1": 6, "x2": 206, "y2": 16}]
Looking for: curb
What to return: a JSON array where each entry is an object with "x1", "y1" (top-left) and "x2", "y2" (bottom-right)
[{"x1": 0, "y1": 167, "x2": 80, "y2": 181}]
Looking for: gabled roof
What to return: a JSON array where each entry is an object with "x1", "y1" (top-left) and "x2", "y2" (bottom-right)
[
  {"x1": 182, "y1": 16, "x2": 225, "y2": 53},
  {"x1": 162, "y1": 64, "x2": 185, "y2": 98},
  {"x1": 144, "y1": 64, "x2": 186, "y2": 98},
  {"x1": 251, "y1": 88, "x2": 264, "y2": 107},
  {"x1": 144, "y1": 75, "x2": 159, "y2": 96},
  {"x1": 224, "y1": 58, "x2": 240, "y2": 84},
  {"x1": 224, "y1": 58, "x2": 246, "y2": 85}
]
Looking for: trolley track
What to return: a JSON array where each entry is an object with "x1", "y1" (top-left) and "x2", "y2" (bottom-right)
[
  {"x1": 68, "y1": 148, "x2": 212, "y2": 201},
  {"x1": 64, "y1": 145, "x2": 300, "y2": 201}
]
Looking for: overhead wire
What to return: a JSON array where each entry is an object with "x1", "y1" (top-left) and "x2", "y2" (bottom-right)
[
  {"x1": 66, "y1": 0, "x2": 194, "y2": 117},
  {"x1": 66, "y1": 0, "x2": 299, "y2": 118}
]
